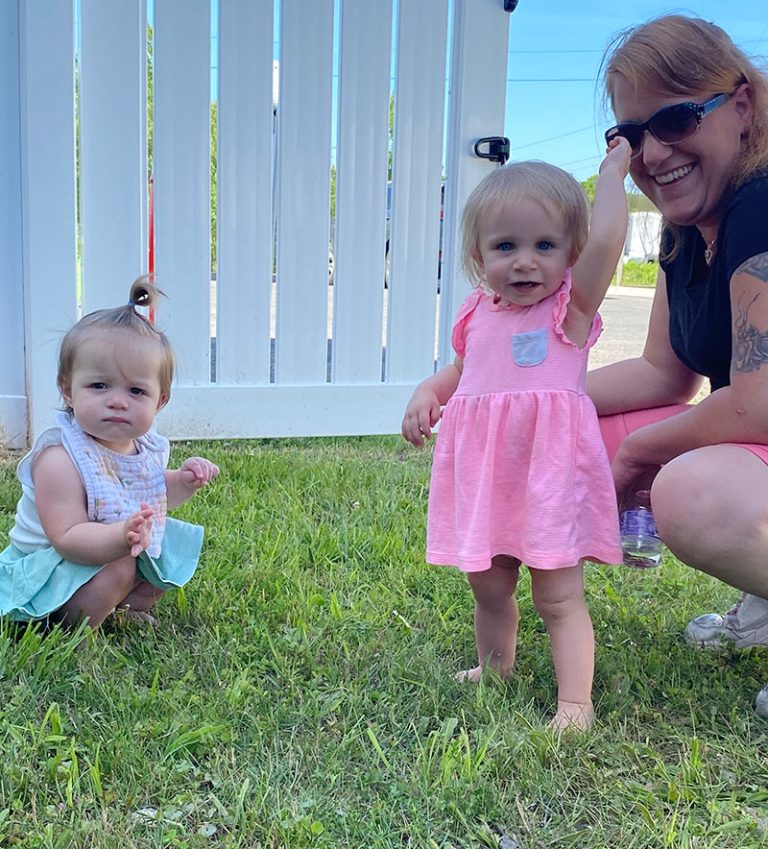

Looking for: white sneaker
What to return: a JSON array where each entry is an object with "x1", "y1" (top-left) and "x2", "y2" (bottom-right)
[
  {"x1": 683, "y1": 593, "x2": 768, "y2": 649},
  {"x1": 756, "y1": 685, "x2": 768, "y2": 719}
]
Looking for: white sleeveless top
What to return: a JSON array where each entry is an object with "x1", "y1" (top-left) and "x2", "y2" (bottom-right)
[{"x1": 10, "y1": 413, "x2": 170, "y2": 557}]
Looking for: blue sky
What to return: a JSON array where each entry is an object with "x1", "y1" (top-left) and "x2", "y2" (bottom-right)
[{"x1": 505, "y1": 1, "x2": 768, "y2": 182}]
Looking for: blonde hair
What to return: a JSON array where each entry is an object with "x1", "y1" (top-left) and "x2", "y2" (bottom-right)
[
  {"x1": 461, "y1": 161, "x2": 589, "y2": 287},
  {"x1": 602, "y1": 15, "x2": 768, "y2": 189},
  {"x1": 58, "y1": 277, "x2": 174, "y2": 412}
]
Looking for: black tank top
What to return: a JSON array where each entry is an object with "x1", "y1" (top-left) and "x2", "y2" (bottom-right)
[{"x1": 661, "y1": 175, "x2": 768, "y2": 392}]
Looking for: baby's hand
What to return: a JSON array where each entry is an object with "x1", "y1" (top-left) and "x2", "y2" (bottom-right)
[
  {"x1": 179, "y1": 457, "x2": 220, "y2": 491},
  {"x1": 402, "y1": 389, "x2": 442, "y2": 447},
  {"x1": 124, "y1": 503, "x2": 154, "y2": 558},
  {"x1": 601, "y1": 135, "x2": 631, "y2": 178}
]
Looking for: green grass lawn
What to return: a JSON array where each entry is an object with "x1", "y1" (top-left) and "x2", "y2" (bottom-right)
[
  {"x1": 1, "y1": 437, "x2": 767, "y2": 848},
  {"x1": 615, "y1": 260, "x2": 659, "y2": 288}
]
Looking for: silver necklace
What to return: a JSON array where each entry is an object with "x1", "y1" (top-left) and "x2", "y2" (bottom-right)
[{"x1": 704, "y1": 238, "x2": 717, "y2": 266}]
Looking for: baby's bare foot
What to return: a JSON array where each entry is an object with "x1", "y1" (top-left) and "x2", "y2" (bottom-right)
[
  {"x1": 550, "y1": 700, "x2": 594, "y2": 731},
  {"x1": 113, "y1": 605, "x2": 158, "y2": 627},
  {"x1": 124, "y1": 610, "x2": 158, "y2": 625},
  {"x1": 455, "y1": 665, "x2": 484, "y2": 683}
]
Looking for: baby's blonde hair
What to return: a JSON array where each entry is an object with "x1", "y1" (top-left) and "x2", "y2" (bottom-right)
[
  {"x1": 461, "y1": 161, "x2": 589, "y2": 287},
  {"x1": 57, "y1": 277, "x2": 174, "y2": 412},
  {"x1": 602, "y1": 14, "x2": 768, "y2": 189}
]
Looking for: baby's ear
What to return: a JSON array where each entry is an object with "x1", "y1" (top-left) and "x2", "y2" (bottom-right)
[
  {"x1": 157, "y1": 393, "x2": 169, "y2": 411},
  {"x1": 60, "y1": 382, "x2": 72, "y2": 407}
]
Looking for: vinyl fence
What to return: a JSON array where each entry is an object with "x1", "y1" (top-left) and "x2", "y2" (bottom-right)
[{"x1": 0, "y1": 0, "x2": 511, "y2": 448}]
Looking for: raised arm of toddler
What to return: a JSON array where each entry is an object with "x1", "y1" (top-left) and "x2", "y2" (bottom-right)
[{"x1": 569, "y1": 136, "x2": 632, "y2": 324}]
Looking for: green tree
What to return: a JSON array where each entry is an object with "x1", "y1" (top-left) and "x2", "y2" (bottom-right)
[
  {"x1": 580, "y1": 174, "x2": 598, "y2": 205},
  {"x1": 581, "y1": 173, "x2": 659, "y2": 214},
  {"x1": 627, "y1": 187, "x2": 658, "y2": 213}
]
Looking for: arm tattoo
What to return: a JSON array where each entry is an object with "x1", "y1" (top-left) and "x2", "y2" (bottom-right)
[
  {"x1": 735, "y1": 253, "x2": 768, "y2": 283},
  {"x1": 732, "y1": 292, "x2": 768, "y2": 373}
]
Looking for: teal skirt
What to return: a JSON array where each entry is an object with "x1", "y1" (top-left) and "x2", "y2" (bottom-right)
[{"x1": 0, "y1": 518, "x2": 204, "y2": 622}]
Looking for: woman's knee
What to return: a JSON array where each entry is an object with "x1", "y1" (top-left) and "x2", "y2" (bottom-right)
[{"x1": 652, "y1": 447, "x2": 768, "y2": 551}]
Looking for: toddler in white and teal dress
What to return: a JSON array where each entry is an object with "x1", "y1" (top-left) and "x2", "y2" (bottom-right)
[{"x1": 0, "y1": 278, "x2": 218, "y2": 629}]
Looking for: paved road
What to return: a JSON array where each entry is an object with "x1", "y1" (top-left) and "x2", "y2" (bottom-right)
[{"x1": 591, "y1": 285, "x2": 654, "y2": 369}]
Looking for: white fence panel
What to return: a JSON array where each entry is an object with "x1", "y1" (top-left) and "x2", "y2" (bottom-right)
[
  {"x1": 439, "y1": 0, "x2": 510, "y2": 367},
  {"x1": 18, "y1": 0, "x2": 79, "y2": 440},
  {"x1": 331, "y1": 0, "x2": 393, "y2": 383},
  {"x1": 386, "y1": 0, "x2": 450, "y2": 383},
  {"x1": 80, "y1": 0, "x2": 148, "y2": 312},
  {"x1": 153, "y1": 0, "x2": 212, "y2": 385},
  {"x1": 216, "y1": 0, "x2": 275, "y2": 385},
  {"x1": 157, "y1": 385, "x2": 419, "y2": 439},
  {"x1": 4, "y1": 0, "x2": 512, "y2": 445},
  {"x1": 0, "y1": 1, "x2": 26, "y2": 447},
  {"x1": 274, "y1": 0, "x2": 335, "y2": 384}
]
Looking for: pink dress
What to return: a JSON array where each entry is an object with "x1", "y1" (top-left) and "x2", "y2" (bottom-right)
[{"x1": 427, "y1": 274, "x2": 622, "y2": 572}]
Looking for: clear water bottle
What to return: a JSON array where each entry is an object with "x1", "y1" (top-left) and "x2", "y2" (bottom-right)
[{"x1": 619, "y1": 489, "x2": 662, "y2": 569}]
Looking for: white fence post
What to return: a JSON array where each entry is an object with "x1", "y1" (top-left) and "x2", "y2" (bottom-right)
[
  {"x1": 274, "y1": 0, "x2": 335, "y2": 385},
  {"x1": 18, "y1": 0, "x2": 79, "y2": 441},
  {"x1": 80, "y1": 0, "x2": 148, "y2": 311},
  {"x1": 216, "y1": 0, "x2": 275, "y2": 385},
  {"x1": 0, "y1": 0, "x2": 27, "y2": 448},
  {"x1": 439, "y1": 0, "x2": 510, "y2": 369},
  {"x1": 332, "y1": 0, "x2": 393, "y2": 384},
  {"x1": 385, "y1": 0, "x2": 450, "y2": 384},
  {"x1": 153, "y1": 0, "x2": 212, "y2": 386}
]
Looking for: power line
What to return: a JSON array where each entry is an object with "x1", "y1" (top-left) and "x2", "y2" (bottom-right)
[
  {"x1": 512, "y1": 126, "x2": 595, "y2": 150},
  {"x1": 557, "y1": 154, "x2": 602, "y2": 168},
  {"x1": 507, "y1": 78, "x2": 595, "y2": 82},
  {"x1": 506, "y1": 37, "x2": 768, "y2": 54},
  {"x1": 508, "y1": 48, "x2": 602, "y2": 54}
]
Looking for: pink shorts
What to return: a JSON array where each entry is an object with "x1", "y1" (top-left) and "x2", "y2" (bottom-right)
[{"x1": 599, "y1": 404, "x2": 768, "y2": 465}]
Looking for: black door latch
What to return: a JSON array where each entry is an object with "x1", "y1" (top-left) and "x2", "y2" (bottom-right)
[{"x1": 473, "y1": 136, "x2": 510, "y2": 165}]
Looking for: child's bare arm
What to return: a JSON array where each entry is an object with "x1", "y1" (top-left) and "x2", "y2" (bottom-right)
[
  {"x1": 165, "y1": 457, "x2": 219, "y2": 509},
  {"x1": 33, "y1": 446, "x2": 152, "y2": 563},
  {"x1": 401, "y1": 358, "x2": 463, "y2": 447},
  {"x1": 569, "y1": 137, "x2": 632, "y2": 326}
]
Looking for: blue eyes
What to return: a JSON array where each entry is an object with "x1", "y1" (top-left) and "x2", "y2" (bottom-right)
[
  {"x1": 495, "y1": 241, "x2": 555, "y2": 252},
  {"x1": 130, "y1": 387, "x2": 145, "y2": 396},
  {"x1": 90, "y1": 382, "x2": 107, "y2": 390}
]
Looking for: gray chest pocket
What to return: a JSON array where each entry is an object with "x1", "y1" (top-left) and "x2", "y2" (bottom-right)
[{"x1": 511, "y1": 327, "x2": 548, "y2": 367}]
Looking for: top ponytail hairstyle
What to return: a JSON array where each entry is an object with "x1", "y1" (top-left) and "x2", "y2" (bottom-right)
[{"x1": 57, "y1": 276, "x2": 175, "y2": 411}]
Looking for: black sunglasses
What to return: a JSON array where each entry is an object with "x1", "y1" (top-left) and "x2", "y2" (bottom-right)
[{"x1": 605, "y1": 92, "x2": 731, "y2": 158}]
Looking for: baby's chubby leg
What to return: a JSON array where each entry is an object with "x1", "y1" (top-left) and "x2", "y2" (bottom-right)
[
  {"x1": 119, "y1": 581, "x2": 165, "y2": 616},
  {"x1": 530, "y1": 564, "x2": 594, "y2": 730},
  {"x1": 54, "y1": 555, "x2": 138, "y2": 629},
  {"x1": 460, "y1": 555, "x2": 521, "y2": 682}
]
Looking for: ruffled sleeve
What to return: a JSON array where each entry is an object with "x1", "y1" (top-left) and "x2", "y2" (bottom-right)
[
  {"x1": 451, "y1": 290, "x2": 485, "y2": 357},
  {"x1": 552, "y1": 273, "x2": 603, "y2": 350}
]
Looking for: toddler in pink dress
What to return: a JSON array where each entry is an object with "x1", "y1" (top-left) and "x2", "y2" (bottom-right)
[{"x1": 402, "y1": 139, "x2": 631, "y2": 729}]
